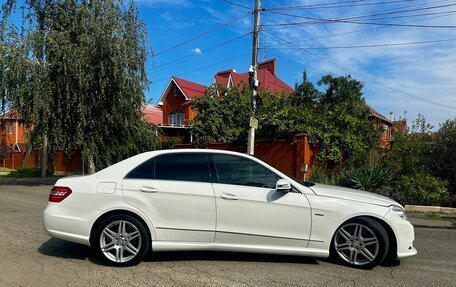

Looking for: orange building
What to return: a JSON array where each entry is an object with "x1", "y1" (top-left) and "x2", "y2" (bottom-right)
[{"x1": 0, "y1": 110, "x2": 27, "y2": 154}]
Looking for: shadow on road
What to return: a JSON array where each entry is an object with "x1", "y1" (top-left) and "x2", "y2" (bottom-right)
[
  {"x1": 145, "y1": 251, "x2": 320, "y2": 265},
  {"x1": 38, "y1": 238, "x2": 96, "y2": 261},
  {"x1": 39, "y1": 238, "x2": 320, "y2": 265}
]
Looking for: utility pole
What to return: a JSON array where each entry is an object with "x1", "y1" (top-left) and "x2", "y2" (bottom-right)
[{"x1": 247, "y1": 0, "x2": 261, "y2": 155}]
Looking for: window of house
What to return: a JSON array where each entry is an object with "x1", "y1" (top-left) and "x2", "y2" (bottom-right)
[
  {"x1": 155, "y1": 153, "x2": 210, "y2": 182},
  {"x1": 8, "y1": 122, "x2": 13, "y2": 135},
  {"x1": 385, "y1": 125, "x2": 391, "y2": 140},
  {"x1": 173, "y1": 86, "x2": 178, "y2": 96},
  {"x1": 168, "y1": 110, "x2": 184, "y2": 126},
  {"x1": 213, "y1": 154, "x2": 279, "y2": 189},
  {"x1": 1, "y1": 121, "x2": 5, "y2": 134}
]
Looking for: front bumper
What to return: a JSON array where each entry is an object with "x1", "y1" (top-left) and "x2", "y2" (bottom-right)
[{"x1": 384, "y1": 209, "x2": 417, "y2": 259}]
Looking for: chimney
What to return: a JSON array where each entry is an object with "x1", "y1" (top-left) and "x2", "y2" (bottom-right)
[
  {"x1": 389, "y1": 112, "x2": 394, "y2": 122},
  {"x1": 259, "y1": 59, "x2": 276, "y2": 75}
]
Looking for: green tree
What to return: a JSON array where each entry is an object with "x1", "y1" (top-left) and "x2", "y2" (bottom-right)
[
  {"x1": 310, "y1": 75, "x2": 379, "y2": 165},
  {"x1": 430, "y1": 119, "x2": 456, "y2": 196},
  {"x1": 1, "y1": 0, "x2": 159, "y2": 173}
]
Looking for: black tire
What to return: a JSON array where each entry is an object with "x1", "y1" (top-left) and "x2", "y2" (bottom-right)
[
  {"x1": 330, "y1": 217, "x2": 389, "y2": 269},
  {"x1": 93, "y1": 214, "x2": 150, "y2": 267}
]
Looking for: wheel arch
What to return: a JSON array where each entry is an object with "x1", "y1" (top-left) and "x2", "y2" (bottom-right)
[{"x1": 89, "y1": 209, "x2": 154, "y2": 247}]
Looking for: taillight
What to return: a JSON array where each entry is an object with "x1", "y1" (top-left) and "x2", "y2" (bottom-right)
[{"x1": 49, "y1": 186, "x2": 72, "y2": 202}]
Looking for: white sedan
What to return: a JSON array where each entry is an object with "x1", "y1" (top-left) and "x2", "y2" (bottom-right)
[{"x1": 43, "y1": 149, "x2": 417, "y2": 268}]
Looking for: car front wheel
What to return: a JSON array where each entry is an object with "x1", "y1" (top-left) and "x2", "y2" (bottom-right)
[
  {"x1": 331, "y1": 217, "x2": 389, "y2": 269},
  {"x1": 94, "y1": 214, "x2": 150, "y2": 266}
]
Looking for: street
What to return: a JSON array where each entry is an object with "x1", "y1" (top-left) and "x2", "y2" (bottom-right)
[{"x1": 0, "y1": 183, "x2": 455, "y2": 287}]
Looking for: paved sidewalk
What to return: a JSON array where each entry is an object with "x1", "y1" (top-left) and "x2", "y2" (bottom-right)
[{"x1": 408, "y1": 212, "x2": 455, "y2": 229}]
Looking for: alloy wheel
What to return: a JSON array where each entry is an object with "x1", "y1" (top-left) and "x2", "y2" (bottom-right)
[
  {"x1": 99, "y1": 220, "x2": 142, "y2": 263},
  {"x1": 334, "y1": 223, "x2": 379, "y2": 266}
]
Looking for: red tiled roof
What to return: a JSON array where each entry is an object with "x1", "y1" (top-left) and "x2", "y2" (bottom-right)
[
  {"x1": 214, "y1": 74, "x2": 230, "y2": 87},
  {"x1": 142, "y1": 104, "x2": 163, "y2": 125},
  {"x1": 214, "y1": 59, "x2": 294, "y2": 94},
  {"x1": 368, "y1": 110, "x2": 393, "y2": 125},
  {"x1": 0, "y1": 109, "x2": 21, "y2": 119},
  {"x1": 173, "y1": 77, "x2": 206, "y2": 99}
]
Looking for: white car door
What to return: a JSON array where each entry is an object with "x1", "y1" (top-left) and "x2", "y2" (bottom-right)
[
  {"x1": 211, "y1": 154, "x2": 312, "y2": 248},
  {"x1": 122, "y1": 152, "x2": 216, "y2": 242}
]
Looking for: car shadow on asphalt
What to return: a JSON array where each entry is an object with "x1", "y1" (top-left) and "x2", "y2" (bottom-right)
[
  {"x1": 38, "y1": 238, "x2": 320, "y2": 265},
  {"x1": 144, "y1": 251, "x2": 320, "y2": 265},
  {"x1": 38, "y1": 238, "x2": 97, "y2": 261}
]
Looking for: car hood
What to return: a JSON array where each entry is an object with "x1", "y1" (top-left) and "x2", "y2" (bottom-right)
[{"x1": 308, "y1": 183, "x2": 399, "y2": 207}]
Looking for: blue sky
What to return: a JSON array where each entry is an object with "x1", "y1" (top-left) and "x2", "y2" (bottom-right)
[{"x1": 139, "y1": 0, "x2": 456, "y2": 128}]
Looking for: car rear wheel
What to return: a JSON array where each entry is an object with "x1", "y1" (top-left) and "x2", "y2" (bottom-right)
[
  {"x1": 331, "y1": 217, "x2": 389, "y2": 269},
  {"x1": 94, "y1": 214, "x2": 150, "y2": 266}
]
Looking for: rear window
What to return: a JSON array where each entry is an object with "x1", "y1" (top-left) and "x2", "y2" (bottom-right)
[{"x1": 125, "y1": 153, "x2": 211, "y2": 183}]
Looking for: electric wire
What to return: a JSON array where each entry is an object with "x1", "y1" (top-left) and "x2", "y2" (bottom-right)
[
  {"x1": 266, "y1": 0, "x2": 416, "y2": 11},
  {"x1": 154, "y1": 13, "x2": 250, "y2": 57},
  {"x1": 262, "y1": 38, "x2": 456, "y2": 50},
  {"x1": 153, "y1": 52, "x2": 250, "y2": 84},
  {"x1": 222, "y1": 0, "x2": 251, "y2": 10},
  {"x1": 150, "y1": 32, "x2": 251, "y2": 74},
  {"x1": 262, "y1": 30, "x2": 456, "y2": 110}
]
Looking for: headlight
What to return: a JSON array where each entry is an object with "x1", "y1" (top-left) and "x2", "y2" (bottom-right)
[{"x1": 390, "y1": 205, "x2": 408, "y2": 221}]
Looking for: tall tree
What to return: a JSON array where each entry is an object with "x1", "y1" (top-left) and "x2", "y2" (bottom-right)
[{"x1": 0, "y1": 0, "x2": 159, "y2": 173}]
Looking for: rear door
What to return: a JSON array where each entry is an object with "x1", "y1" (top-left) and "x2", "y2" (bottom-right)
[{"x1": 122, "y1": 152, "x2": 216, "y2": 242}]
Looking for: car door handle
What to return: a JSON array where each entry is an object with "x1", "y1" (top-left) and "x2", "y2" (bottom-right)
[
  {"x1": 220, "y1": 193, "x2": 239, "y2": 200},
  {"x1": 139, "y1": 186, "x2": 159, "y2": 193}
]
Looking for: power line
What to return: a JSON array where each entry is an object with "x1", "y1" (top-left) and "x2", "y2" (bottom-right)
[
  {"x1": 264, "y1": 8, "x2": 456, "y2": 28},
  {"x1": 150, "y1": 32, "x2": 251, "y2": 74},
  {"x1": 222, "y1": 0, "x2": 251, "y2": 10},
  {"x1": 154, "y1": 13, "x2": 250, "y2": 57},
  {"x1": 266, "y1": 0, "x2": 416, "y2": 11},
  {"x1": 153, "y1": 53, "x2": 250, "y2": 83},
  {"x1": 262, "y1": 38, "x2": 456, "y2": 50},
  {"x1": 262, "y1": 30, "x2": 456, "y2": 111}
]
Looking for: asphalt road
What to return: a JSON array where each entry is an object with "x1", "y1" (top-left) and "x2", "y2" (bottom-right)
[{"x1": 0, "y1": 183, "x2": 455, "y2": 287}]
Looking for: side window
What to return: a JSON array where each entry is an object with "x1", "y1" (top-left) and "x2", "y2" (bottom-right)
[
  {"x1": 125, "y1": 158, "x2": 155, "y2": 179},
  {"x1": 155, "y1": 153, "x2": 210, "y2": 182},
  {"x1": 213, "y1": 154, "x2": 278, "y2": 189}
]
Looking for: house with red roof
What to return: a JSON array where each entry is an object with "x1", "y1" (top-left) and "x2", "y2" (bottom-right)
[
  {"x1": 147, "y1": 59, "x2": 294, "y2": 143},
  {"x1": 153, "y1": 59, "x2": 294, "y2": 127}
]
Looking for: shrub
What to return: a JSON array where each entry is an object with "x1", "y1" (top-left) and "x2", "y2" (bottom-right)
[
  {"x1": 394, "y1": 173, "x2": 448, "y2": 206},
  {"x1": 7, "y1": 167, "x2": 53, "y2": 177},
  {"x1": 339, "y1": 166, "x2": 393, "y2": 192},
  {"x1": 310, "y1": 167, "x2": 340, "y2": 185}
]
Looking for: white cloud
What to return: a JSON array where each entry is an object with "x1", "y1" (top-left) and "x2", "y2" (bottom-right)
[
  {"x1": 191, "y1": 48, "x2": 202, "y2": 55},
  {"x1": 265, "y1": 0, "x2": 456, "y2": 127}
]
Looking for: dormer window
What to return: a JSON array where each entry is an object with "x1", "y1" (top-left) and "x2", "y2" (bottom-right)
[
  {"x1": 168, "y1": 110, "x2": 184, "y2": 126},
  {"x1": 173, "y1": 86, "x2": 178, "y2": 96}
]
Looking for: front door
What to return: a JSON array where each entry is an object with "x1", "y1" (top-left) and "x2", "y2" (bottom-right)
[{"x1": 211, "y1": 154, "x2": 312, "y2": 248}]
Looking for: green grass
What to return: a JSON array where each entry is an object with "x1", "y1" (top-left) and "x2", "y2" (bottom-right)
[
  {"x1": 425, "y1": 212, "x2": 442, "y2": 220},
  {"x1": 0, "y1": 167, "x2": 13, "y2": 172}
]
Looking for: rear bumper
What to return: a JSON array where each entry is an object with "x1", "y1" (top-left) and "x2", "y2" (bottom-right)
[{"x1": 43, "y1": 203, "x2": 93, "y2": 246}]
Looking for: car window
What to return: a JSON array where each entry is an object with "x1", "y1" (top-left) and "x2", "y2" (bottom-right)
[
  {"x1": 212, "y1": 154, "x2": 278, "y2": 189},
  {"x1": 155, "y1": 153, "x2": 211, "y2": 182},
  {"x1": 125, "y1": 158, "x2": 155, "y2": 179}
]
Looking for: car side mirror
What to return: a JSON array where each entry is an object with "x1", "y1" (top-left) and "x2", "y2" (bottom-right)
[{"x1": 276, "y1": 179, "x2": 291, "y2": 192}]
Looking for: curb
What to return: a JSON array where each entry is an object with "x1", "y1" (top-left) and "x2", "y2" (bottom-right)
[{"x1": 405, "y1": 205, "x2": 456, "y2": 214}]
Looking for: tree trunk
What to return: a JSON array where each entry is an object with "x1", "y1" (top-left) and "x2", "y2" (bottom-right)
[
  {"x1": 87, "y1": 154, "x2": 96, "y2": 174},
  {"x1": 23, "y1": 143, "x2": 32, "y2": 168},
  {"x1": 41, "y1": 134, "x2": 48, "y2": 178}
]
